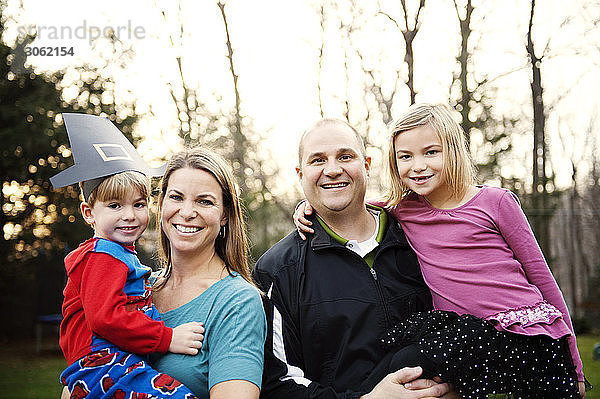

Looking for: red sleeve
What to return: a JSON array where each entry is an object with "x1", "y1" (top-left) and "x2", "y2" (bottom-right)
[{"x1": 80, "y1": 252, "x2": 172, "y2": 355}]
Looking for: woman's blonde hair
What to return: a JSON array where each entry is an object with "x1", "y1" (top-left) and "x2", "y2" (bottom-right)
[
  {"x1": 81, "y1": 171, "x2": 150, "y2": 206},
  {"x1": 386, "y1": 103, "x2": 475, "y2": 206},
  {"x1": 154, "y1": 147, "x2": 252, "y2": 288}
]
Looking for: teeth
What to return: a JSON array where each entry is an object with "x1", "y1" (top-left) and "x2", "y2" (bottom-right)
[
  {"x1": 322, "y1": 183, "x2": 348, "y2": 188},
  {"x1": 175, "y1": 225, "x2": 201, "y2": 233},
  {"x1": 412, "y1": 176, "x2": 431, "y2": 181},
  {"x1": 118, "y1": 226, "x2": 136, "y2": 230}
]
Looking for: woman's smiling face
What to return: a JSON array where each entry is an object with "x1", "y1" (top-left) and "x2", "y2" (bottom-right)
[{"x1": 161, "y1": 167, "x2": 226, "y2": 257}]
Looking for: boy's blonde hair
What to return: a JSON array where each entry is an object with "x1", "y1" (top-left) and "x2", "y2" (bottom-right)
[
  {"x1": 386, "y1": 103, "x2": 476, "y2": 206},
  {"x1": 80, "y1": 171, "x2": 151, "y2": 206}
]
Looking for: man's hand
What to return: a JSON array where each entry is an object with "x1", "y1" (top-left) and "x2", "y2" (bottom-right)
[
  {"x1": 361, "y1": 367, "x2": 454, "y2": 399},
  {"x1": 169, "y1": 321, "x2": 204, "y2": 355}
]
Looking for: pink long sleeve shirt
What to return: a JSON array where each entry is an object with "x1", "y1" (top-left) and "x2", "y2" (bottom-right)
[{"x1": 376, "y1": 185, "x2": 583, "y2": 380}]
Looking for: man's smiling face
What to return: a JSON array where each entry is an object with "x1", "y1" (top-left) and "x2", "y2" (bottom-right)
[{"x1": 296, "y1": 122, "x2": 370, "y2": 219}]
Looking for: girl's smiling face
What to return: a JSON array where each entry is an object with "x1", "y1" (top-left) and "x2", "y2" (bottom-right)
[{"x1": 394, "y1": 124, "x2": 449, "y2": 206}]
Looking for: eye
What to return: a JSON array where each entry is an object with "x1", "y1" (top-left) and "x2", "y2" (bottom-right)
[
  {"x1": 310, "y1": 157, "x2": 325, "y2": 165},
  {"x1": 198, "y1": 199, "x2": 214, "y2": 206},
  {"x1": 426, "y1": 149, "x2": 440, "y2": 156},
  {"x1": 339, "y1": 154, "x2": 354, "y2": 161},
  {"x1": 396, "y1": 154, "x2": 411, "y2": 161},
  {"x1": 134, "y1": 201, "x2": 147, "y2": 209},
  {"x1": 168, "y1": 193, "x2": 183, "y2": 201}
]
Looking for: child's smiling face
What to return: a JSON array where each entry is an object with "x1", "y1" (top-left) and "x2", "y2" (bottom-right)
[
  {"x1": 81, "y1": 189, "x2": 149, "y2": 246},
  {"x1": 394, "y1": 124, "x2": 448, "y2": 205}
]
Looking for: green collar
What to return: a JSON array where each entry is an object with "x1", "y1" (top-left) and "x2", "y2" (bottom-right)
[{"x1": 315, "y1": 204, "x2": 388, "y2": 245}]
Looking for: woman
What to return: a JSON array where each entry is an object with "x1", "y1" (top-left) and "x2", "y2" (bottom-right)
[
  {"x1": 150, "y1": 147, "x2": 266, "y2": 398},
  {"x1": 61, "y1": 147, "x2": 266, "y2": 398}
]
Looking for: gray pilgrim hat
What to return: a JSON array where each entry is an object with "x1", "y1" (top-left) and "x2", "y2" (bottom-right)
[{"x1": 50, "y1": 113, "x2": 166, "y2": 200}]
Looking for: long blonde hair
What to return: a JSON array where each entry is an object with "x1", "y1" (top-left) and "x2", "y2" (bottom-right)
[
  {"x1": 154, "y1": 147, "x2": 252, "y2": 288},
  {"x1": 386, "y1": 103, "x2": 476, "y2": 206}
]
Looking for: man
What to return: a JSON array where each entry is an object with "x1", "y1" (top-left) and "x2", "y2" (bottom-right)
[{"x1": 252, "y1": 119, "x2": 454, "y2": 398}]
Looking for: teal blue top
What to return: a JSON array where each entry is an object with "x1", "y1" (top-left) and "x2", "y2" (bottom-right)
[{"x1": 150, "y1": 272, "x2": 266, "y2": 398}]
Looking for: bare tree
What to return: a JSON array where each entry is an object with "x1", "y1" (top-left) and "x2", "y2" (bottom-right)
[
  {"x1": 526, "y1": 0, "x2": 553, "y2": 258},
  {"x1": 449, "y1": 0, "x2": 516, "y2": 184},
  {"x1": 553, "y1": 120, "x2": 586, "y2": 315},
  {"x1": 155, "y1": 1, "x2": 294, "y2": 259},
  {"x1": 338, "y1": 0, "x2": 428, "y2": 135},
  {"x1": 157, "y1": 1, "x2": 219, "y2": 147},
  {"x1": 217, "y1": 2, "x2": 249, "y2": 192},
  {"x1": 378, "y1": 0, "x2": 426, "y2": 105},
  {"x1": 551, "y1": 114, "x2": 600, "y2": 316},
  {"x1": 452, "y1": 0, "x2": 474, "y2": 146}
]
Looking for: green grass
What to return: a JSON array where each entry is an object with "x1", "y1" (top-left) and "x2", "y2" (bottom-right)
[
  {"x1": 0, "y1": 334, "x2": 599, "y2": 398},
  {"x1": 0, "y1": 338, "x2": 66, "y2": 399},
  {"x1": 579, "y1": 334, "x2": 600, "y2": 398}
]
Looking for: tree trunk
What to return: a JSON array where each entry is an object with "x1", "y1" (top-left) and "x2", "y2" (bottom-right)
[
  {"x1": 218, "y1": 1, "x2": 249, "y2": 194},
  {"x1": 454, "y1": 0, "x2": 474, "y2": 147},
  {"x1": 526, "y1": 0, "x2": 551, "y2": 258}
]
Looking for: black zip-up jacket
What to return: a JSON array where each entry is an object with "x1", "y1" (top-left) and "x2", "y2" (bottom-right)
[{"x1": 252, "y1": 211, "x2": 432, "y2": 399}]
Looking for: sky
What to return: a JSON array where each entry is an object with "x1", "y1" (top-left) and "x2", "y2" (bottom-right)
[{"x1": 3, "y1": 0, "x2": 600, "y2": 194}]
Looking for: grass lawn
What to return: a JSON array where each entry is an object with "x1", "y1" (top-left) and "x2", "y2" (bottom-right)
[
  {"x1": 0, "y1": 333, "x2": 599, "y2": 398},
  {"x1": 579, "y1": 334, "x2": 600, "y2": 398},
  {"x1": 0, "y1": 337, "x2": 66, "y2": 399}
]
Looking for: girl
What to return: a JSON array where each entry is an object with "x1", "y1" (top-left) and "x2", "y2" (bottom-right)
[{"x1": 295, "y1": 103, "x2": 586, "y2": 398}]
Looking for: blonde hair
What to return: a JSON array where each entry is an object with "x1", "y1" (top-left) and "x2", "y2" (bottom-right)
[
  {"x1": 298, "y1": 118, "x2": 366, "y2": 165},
  {"x1": 386, "y1": 103, "x2": 475, "y2": 206},
  {"x1": 80, "y1": 171, "x2": 151, "y2": 207},
  {"x1": 155, "y1": 147, "x2": 253, "y2": 289}
]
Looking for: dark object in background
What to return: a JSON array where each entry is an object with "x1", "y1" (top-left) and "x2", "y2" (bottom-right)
[
  {"x1": 593, "y1": 343, "x2": 600, "y2": 361},
  {"x1": 34, "y1": 251, "x2": 65, "y2": 353}
]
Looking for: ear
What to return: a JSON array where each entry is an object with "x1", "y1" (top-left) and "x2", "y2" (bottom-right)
[
  {"x1": 296, "y1": 166, "x2": 303, "y2": 180},
  {"x1": 80, "y1": 202, "x2": 95, "y2": 226},
  {"x1": 364, "y1": 156, "x2": 372, "y2": 177},
  {"x1": 220, "y1": 209, "x2": 228, "y2": 227}
]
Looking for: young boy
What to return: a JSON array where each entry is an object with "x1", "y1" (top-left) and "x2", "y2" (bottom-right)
[{"x1": 51, "y1": 114, "x2": 203, "y2": 398}]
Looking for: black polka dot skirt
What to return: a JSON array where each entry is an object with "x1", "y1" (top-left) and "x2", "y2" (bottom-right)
[{"x1": 382, "y1": 310, "x2": 580, "y2": 399}]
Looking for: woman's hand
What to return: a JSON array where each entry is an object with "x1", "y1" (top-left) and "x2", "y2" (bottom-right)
[
  {"x1": 579, "y1": 381, "x2": 586, "y2": 398},
  {"x1": 169, "y1": 321, "x2": 205, "y2": 355},
  {"x1": 293, "y1": 200, "x2": 314, "y2": 240}
]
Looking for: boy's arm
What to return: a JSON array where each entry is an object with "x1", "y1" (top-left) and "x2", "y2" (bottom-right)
[{"x1": 80, "y1": 252, "x2": 172, "y2": 354}]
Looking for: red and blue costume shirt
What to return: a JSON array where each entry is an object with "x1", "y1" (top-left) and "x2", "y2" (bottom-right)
[{"x1": 60, "y1": 237, "x2": 172, "y2": 365}]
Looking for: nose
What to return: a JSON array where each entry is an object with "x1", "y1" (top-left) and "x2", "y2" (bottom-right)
[
  {"x1": 323, "y1": 160, "x2": 343, "y2": 177},
  {"x1": 178, "y1": 200, "x2": 196, "y2": 219},
  {"x1": 121, "y1": 205, "x2": 135, "y2": 221},
  {"x1": 411, "y1": 156, "x2": 427, "y2": 173}
]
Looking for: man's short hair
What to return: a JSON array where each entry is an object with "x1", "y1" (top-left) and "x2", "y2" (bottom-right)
[{"x1": 298, "y1": 119, "x2": 366, "y2": 166}]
